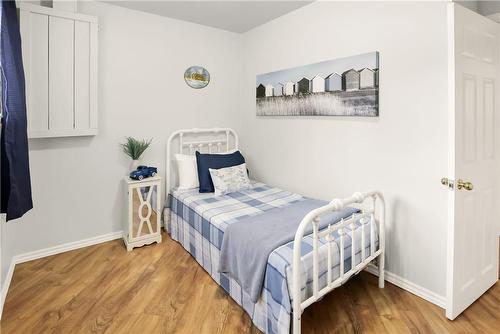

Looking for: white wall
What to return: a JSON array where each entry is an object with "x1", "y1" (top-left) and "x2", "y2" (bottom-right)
[
  {"x1": 240, "y1": 1, "x2": 449, "y2": 296},
  {"x1": 2, "y1": 1, "x2": 242, "y2": 274}
]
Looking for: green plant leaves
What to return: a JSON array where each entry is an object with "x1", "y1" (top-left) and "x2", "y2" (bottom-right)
[{"x1": 120, "y1": 137, "x2": 152, "y2": 160}]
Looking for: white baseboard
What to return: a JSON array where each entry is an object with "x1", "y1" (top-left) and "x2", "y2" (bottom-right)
[
  {"x1": 0, "y1": 231, "x2": 123, "y2": 319},
  {"x1": 365, "y1": 265, "x2": 446, "y2": 308},
  {"x1": 13, "y1": 231, "x2": 123, "y2": 264},
  {"x1": 0, "y1": 260, "x2": 16, "y2": 319}
]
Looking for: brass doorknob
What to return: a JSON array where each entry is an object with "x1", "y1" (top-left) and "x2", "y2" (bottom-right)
[{"x1": 457, "y1": 179, "x2": 473, "y2": 191}]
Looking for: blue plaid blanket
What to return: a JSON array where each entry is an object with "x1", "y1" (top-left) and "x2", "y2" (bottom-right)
[{"x1": 168, "y1": 182, "x2": 378, "y2": 334}]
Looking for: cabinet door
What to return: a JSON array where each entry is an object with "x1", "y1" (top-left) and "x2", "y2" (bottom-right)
[
  {"x1": 74, "y1": 20, "x2": 90, "y2": 130},
  {"x1": 20, "y1": 11, "x2": 49, "y2": 133},
  {"x1": 48, "y1": 16, "x2": 74, "y2": 131},
  {"x1": 19, "y1": 4, "x2": 98, "y2": 138}
]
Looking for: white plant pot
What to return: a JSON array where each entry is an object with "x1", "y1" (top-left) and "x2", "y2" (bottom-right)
[{"x1": 130, "y1": 159, "x2": 140, "y2": 171}]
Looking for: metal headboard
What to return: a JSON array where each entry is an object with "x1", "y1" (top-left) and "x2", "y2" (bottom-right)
[{"x1": 165, "y1": 128, "x2": 239, "y2": 203}]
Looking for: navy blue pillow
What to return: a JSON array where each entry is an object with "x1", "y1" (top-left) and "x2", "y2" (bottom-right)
[{"x1": 195, "y1": 151, "x2": 245, "y2": 193}]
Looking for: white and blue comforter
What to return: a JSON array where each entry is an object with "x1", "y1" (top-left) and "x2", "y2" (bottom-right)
[{"x1": 168, "y1": 182, "x2": 378, "y2": 334}]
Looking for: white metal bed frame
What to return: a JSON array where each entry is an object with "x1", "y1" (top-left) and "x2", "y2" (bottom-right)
[
  {"x1": 165, "y1": 127, "x2": 239, "y2": 198},
  {"x1": 165, "y1": 128, "x2": 385, "y2": 334}
]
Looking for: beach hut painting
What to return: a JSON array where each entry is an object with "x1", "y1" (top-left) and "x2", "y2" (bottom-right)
[
  {"x1": 284, "y1": 82, "x2": 295, "y2": 96},
  {"x1": 359, "y1": 68, "x2": 376, "y2": 89},
  {"x1": 274, "y1": 83, "x2": 284, "y2": 97},
  {"x1": 297, "y1": 78, "x2": 312, "y2": 94},
  {"x1": 311, "y1": 75, "x2": 325, "y2": 93},
  {"x1": 256, "y1": 84, "x2": 266, "y2": 98},
  {"x1": 342, "y1": 69, "x2": 360, "y2": 91},
  {"x1": 256, "y1": 51, "x2": 379, "y2": 116},
  {"x1": 325, "y1": 73, "x2": 342, "y2": 92},
  {"x1": 265, "y1": 84, "x2": 274, "y2": 97}
]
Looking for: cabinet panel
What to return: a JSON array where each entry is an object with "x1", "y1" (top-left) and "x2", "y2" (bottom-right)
[
  {"x1": 74, "y1": 20, "x2": 90, "y2": 130},
  {"x1": 48, "y1": 16, "x2": 74, "y2": 131},
  {"x1": 21, "y1": 12, "x2": 49, "y2": 132}
]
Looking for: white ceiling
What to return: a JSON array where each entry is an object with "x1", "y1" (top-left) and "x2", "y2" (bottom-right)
[{"x1": 102, "y1": 1, "x2": 313, "y2": 33}]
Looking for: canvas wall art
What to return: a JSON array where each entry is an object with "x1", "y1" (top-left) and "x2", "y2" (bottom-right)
[{"x1": 256, "y1": 52, "x2": 379, "y2": 116}]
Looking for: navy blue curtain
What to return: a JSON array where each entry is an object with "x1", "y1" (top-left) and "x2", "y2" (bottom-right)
[{"x1": 0, "y1": 0, "x2": 33, "y2": 221}]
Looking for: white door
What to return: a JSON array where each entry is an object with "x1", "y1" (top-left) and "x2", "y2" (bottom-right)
[{"x1": 446, "y1": 3, "x2": 499, "y2": 319}]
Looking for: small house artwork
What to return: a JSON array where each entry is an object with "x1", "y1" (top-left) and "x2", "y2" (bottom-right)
[
  {"x1": 274, "y1": 83, "x2": 284, "y2": 97},
  {"x1": 255, "y1": 51, "x2": 379, "y2": 116},
  {"x1": 284, "y1": 82, "x2": 295, "y2": 95},
  {"x1": 265, "y1": 84, "x2": 274, "y2": 97},
  {"x1": 297, "y1": 78, "x2": 311, "y2": 94},
  {"x1": 256, "y1": 84, "x2": 266, "y2": 98},
  {"x1": 311, "y1": 75, "x2": 325, "y2": 93},
  {"x1": 359, "y1": 68, "x2": 375, "y2": 89},
  {"x1": 325, "y1": 73, "x2": 342, "y2": 92},
  {"x1": 342, "y1": 69, "x2": 360, "y2": 91}
]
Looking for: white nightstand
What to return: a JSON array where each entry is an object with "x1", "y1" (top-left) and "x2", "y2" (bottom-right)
[{"x1": 123, "y1": 175, "x2": 162, "y2": 251}]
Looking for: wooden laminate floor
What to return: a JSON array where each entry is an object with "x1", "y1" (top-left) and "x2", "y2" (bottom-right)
[{"x1": 1, "y1": 231, "x2": 499, "y2": 333}]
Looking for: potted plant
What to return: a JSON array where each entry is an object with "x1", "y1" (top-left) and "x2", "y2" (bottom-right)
[{"x1": 121, "y1": 137, "x2": 152, "y2": 171}]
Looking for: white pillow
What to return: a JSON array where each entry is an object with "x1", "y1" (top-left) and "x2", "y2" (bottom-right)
[
  {"x1": 209, "y1": 163, "x2": 251, "y2": 196},
  {"x1": 175, "y1": 154, "x2": 199, "y2": 190},
  {"x1": 175, "y1": 149, "x2": 238, "y2": 190}
]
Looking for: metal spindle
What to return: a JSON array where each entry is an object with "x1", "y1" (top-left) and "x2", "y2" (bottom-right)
[
  {"x1": 208, "y1": 143, "x2": 212, "y2": 153},
  {"x1": 226, "y1": 131, "x2": 230, "y2": 151},
  {"x1": 189, "y1": 144, "x2": 194, "y2": 155},
  {"x1": 351, "y1": 220, "x2": 356, "y2": 271},
  {"x1": 370, "y1": 213, "x2": 375, "y2": 256},
  {"x1": 326, "y1": 225, "x2": 332, "y2": 286},
  {"x1": 339, "y1": 224, "x2": 344, "y2": 280},
  {"x1": 361, "y1": 215, "x2": 366, "y2": 261},
  {"x1": 217, "y1": 142, "x2": 222, "y2": 152},
  {"x1": 312, "y1": 217, "x2": 319, "y2": 298}
]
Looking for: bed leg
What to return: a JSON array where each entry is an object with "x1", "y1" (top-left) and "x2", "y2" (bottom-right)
[
  {"x1": 293, "y1": 312, "x2": 301, "y2": 334},
  {"x1": 378, "y1": 252, "x2": 385, "y2": 288}
]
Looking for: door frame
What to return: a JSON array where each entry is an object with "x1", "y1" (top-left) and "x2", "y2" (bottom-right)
[{"x1": 445, "y1": 2, "x2": 457, "y2": 320}]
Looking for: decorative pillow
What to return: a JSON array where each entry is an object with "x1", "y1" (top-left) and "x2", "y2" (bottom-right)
[
  {"x1": 175, "y1": 154, "x2": 199, "y2": 190},
  {"x1": 209, "y1": 163, "x2": 251, "y2": 196},
  {"x1": 196, "y1": 150, "x2": 245, "y2": 193}
]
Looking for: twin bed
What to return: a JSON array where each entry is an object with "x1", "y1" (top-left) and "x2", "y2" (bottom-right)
[{"x1": 164, "y1": 128, "x2": 385, "y2": 334}]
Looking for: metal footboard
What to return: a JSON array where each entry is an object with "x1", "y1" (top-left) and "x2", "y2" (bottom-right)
[{"x1": 292, "y1": 191, "x2": 385, "y2": 334}]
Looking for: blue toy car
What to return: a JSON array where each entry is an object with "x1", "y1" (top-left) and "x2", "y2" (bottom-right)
[{"x1": 130, "y1": 166, "x2": 157, "y2": 180}]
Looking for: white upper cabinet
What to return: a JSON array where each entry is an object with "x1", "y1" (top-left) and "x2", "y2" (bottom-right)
[{"x1": 19, "y1": 4, "x2": 98, "y2": 138}]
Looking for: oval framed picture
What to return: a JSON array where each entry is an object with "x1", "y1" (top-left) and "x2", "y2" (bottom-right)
[{"x1": 184, "y1": 66, "x2": 210, "y2": 89}]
